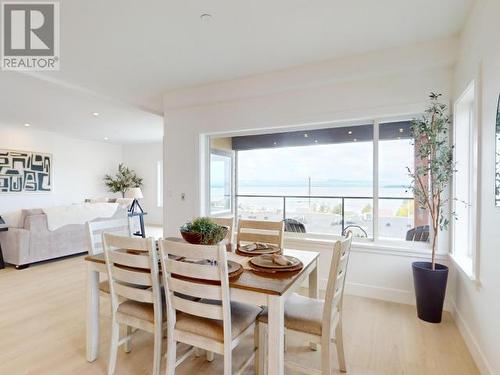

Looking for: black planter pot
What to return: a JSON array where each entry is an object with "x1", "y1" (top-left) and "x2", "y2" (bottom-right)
[{"x1": 412, "y1": 261, "x2": 449, "y2": 323}]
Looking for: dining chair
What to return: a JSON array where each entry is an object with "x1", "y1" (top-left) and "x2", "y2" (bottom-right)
[
  {"x1": 102, "y1": 233, "x2": 164, "y2": 375},
  {"x1": 211, "y1": 217, "x2": 234, "y2": 251},
  {"x1": 257, "y1": 232, "x2": 353, "y2": 374},
  {"x1": 158, "y1": 238, "x2": 262, "y2": 375},
  {"x1": 86, "y1": 218, "x2": 133, "y2": 294},
  {"x1": 237, "y1": 219, "x2": 284, "y2": 249}
]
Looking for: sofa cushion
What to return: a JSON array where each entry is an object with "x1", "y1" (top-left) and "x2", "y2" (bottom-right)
[
  {"x1": 20, "y1": 209, "x2": 44, "y2": 228},
  {"x1": 2, "y1": 210, "x2": 22, "y2": 228}
]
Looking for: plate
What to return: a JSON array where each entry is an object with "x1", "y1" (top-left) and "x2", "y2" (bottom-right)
[
  {"x1": 249, "y1": 254, "x2": 302, "y2": 270},
  {"x1": 236, "y1": 244, "x2": 282, "y2": 256}
]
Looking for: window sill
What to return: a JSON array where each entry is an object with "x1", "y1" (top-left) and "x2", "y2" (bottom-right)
[
  {"x1": 284, "y1": 234, "x2": 447, "y2": 260},
  {"x1": 450, "y1": 253, "x2": 476, "y2": 282}
]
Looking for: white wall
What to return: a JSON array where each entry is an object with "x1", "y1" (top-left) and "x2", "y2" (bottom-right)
[
  {"x1": 0, "y1": 124, "x2": 122, "y2": 215},
  {"x1": 163, "y1": 38, "x2": 456, "y2": 307},
  {"x1": 452, "y1": 0, "x2": 500, "y2": 373},
  {"x1": 122, "y1": 142, "x2": 163, "y2": 225}
]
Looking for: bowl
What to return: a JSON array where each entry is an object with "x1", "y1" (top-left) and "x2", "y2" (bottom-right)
[
  {"x1": 180, "y1": 226, "x2": 228, "y2": 245},
  {"x1": 180, "y1": 230, "x2": 204, "y2": 244}
]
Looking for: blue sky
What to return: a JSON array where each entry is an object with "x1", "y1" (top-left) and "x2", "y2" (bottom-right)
[{"x1": 234, "y1": 139, "x2": 413, "y2": 187}]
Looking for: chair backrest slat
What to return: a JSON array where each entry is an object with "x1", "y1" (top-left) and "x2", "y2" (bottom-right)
[
  {"x1": 103, "y1": 233, "x2": 161, "y2": 320},
  {"x1": 237, "y1": 219, "x2": 284, "y2": 249},
  {"x1": 237, "y1": 232, "x2": 281, "y2": 245},
  {"x1": 166, "y1": 259, "x2": 220, "y2": 281},
  {"x1": 163, "y1": 237, "x2": 220, "y2": 259},
  {"x1": 211, "y1": 217, "x2": 234, "y2": 243},
  {"x1": 110, "y1": 250, "x2": 151, "y2": 269},
  {"x1": 322, "y1": 232, "x2": 353, "y2": 332},
  {"x1": 172, "y1": 296, "x2": 224, "y2": 320},
  {"x1": 159, "y1": 238, "x2": 231, "y2": 343},
  {"x1": 114, "y1": 283, "x2": 155, "y2": 303},
  {"x1": 113, "y1": 265, "x2": 153, "y2": 286},
  {"x1": 168, "y1": 277, "x2": 222, "y2": 300},
  {"x1": 86, "y1": 218, "x2": 132, "y2": 255}
]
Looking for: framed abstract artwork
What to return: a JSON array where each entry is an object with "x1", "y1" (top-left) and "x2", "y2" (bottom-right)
[{"x1": 0, "y1": 150, "x2": 52, "y2": 193}]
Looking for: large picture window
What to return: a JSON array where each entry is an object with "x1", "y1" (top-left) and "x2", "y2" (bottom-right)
[{"x1": 208, "y1": 120, "x2": 430, "y2": 244}]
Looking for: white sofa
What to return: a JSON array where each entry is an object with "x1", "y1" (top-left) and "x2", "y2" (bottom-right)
[{"x1": 0, "y1": 205, "x2": 127, "y2": 268}]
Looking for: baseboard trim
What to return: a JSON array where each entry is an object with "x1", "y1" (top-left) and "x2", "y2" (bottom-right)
[
  {"x1": 345, "y1": 281, "x2": 415, "y2": 306},
  {"x1": 451, "y1": 302, "x2": 494, "y2": 375},
  {"x1": 316, "y1": 278, "x2": 453, "y2": 312}
]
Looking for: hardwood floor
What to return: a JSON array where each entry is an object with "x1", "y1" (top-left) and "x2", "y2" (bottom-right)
[{"x1": 0, "y1": 255, "x2": 478, "y2": 375}]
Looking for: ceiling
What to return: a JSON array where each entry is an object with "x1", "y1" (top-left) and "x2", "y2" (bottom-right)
[{"x1": 0, "y1": 0, "x2": 474, "y2": 143}]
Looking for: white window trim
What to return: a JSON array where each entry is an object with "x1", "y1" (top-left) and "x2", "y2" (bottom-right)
[{"x1": 451, "y1": 80, "x2": 481, "y2": 283}]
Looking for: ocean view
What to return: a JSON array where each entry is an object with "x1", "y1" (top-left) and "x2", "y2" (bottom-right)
[{"x1": 211, "y1": 182, "x2": 416, "y2": 240}]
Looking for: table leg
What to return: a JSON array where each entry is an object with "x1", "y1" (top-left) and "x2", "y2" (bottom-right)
[
  {"x1": 139, "y1": 215, "x2": 146, "y2": 238},
  {"x1": 86, "y1": 265, "x2": 100, "y2": 362},
  {"x1": 0, "y1": 242, "x2": 5, "y2": 269},
  {"x1": 308, "y1": 258, "x2": 319, "y2": 299},
  {"x1": 267, "y1": 295, "x2": 284, "y2": 375},
  {"x1": 309, "y1": 259, "x2": 319, "y2": 351}
]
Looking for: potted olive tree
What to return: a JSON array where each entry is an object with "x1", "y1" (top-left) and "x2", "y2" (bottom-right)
[
  {"x1": 408, "y1": 93, "x2": 455, "y2": 323},
  {"x1": 104, "y1": 164, "x2": 143, "y2": 197}
]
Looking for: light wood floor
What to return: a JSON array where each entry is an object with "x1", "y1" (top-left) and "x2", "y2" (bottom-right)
[{"x1": 0, "y1": 255, "x2": 478, "y2": 375}]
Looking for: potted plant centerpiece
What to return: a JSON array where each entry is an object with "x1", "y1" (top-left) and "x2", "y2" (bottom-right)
[
  {"x1": 408, "y1": 93, "x2": 455, "y2": 323},
  {"x1": 180, "y1": 217, "x2": 228, "y2": 245}
]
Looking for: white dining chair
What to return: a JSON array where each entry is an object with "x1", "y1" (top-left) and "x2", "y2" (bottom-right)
[
  {"x1": 211, "y1": 217, "x2": 235, "y2": 251},
  {"x1": 257, "y1": 232, "x2": 353, "y2": 374},
  {"x1": 158, "y1": 238, "x2": 262, "y2": 375},
  {"x1": 103, "y1": 233, "x2": 165, "y2": 375},
  {"x1": 237, "y1": 219, "x2": 284, "y2": 249},
  {"x1": 86, "y1": 218, "x2": 133, "y2": 294}
]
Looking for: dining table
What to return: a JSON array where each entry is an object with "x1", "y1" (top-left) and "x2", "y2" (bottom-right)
[{"x1": 84, "y1": 243, "x2": 320, "y2": 375}]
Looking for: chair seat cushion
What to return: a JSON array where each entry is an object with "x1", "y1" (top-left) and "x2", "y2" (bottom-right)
[
  {"x1": 99, "y1": 281, "x2": 110, "y2": 293},
  {"x1": 175, "y1": 300, "x2": 262, "y2": 343},
  {"x1": 258, "y1": 293, "x2": 326, "y2": 336},
  {"x1": 117, "y1": 300, "x2": 158, "y2": 322}
]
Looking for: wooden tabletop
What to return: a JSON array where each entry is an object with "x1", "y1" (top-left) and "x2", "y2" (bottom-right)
[{"x1": 85, "y1": 249, "x2": 319, "y2": 296}]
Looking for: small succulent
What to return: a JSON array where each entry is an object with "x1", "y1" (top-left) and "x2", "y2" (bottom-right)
[{"x1": 180, "y1": 217, "x2": 227, "y2": 245}]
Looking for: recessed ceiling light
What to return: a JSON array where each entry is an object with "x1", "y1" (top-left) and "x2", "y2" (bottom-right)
[
  {"x1": 92, "y1": 112, "x2": 100, "y2": 117},
  {"x1": 103, "y1": 137, "x2": 109, "y2": 141},
  {"x1": 200, "y1": 13, "x2": 212, "y2": 22},
  {"x1": 314, "y1": 139, "x2": 318, "y2": 143},
  {"x1": 24, "y1": 123, "x2": 31, "y2": 127},
  {"x1": 273, "y1": 142, "x2": 277, "y2": 146},
  {"x1": 353, "y1": 138, "x2": 357, "y2": 142},
  {"x1": 348, "y1": 130, "x2": 352, "y2": 135},
  {"x1": 304, "y1": 133, "x2": 309, "y2": 138}
]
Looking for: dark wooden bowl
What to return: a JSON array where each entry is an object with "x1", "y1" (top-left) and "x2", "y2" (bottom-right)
[
  {"x1": 180, "y1": 226, "x2": 229, "y2": 245},
  {"x1": 180, "y1": 230, "x2": 203, "y2": 244}
]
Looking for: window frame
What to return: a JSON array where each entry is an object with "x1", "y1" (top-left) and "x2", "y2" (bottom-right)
[
  {"x1": 204, "y1": 115, "x2": 435, "y2": 252},
  {"x1": 451, "y1": 80, "x2": 480, "y2": 282},
  {"x1": 208, "y1": 148, "x2": 234, "y2": 216}
]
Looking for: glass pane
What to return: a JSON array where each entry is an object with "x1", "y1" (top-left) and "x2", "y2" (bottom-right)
[
  {"x1": 378, "y1": 198, "x2": 414, "y2": 239},
  {"x1": 235, "y1": 125, "x2": 374, "y2": 236},
  {"x1": 236, "y1": 196, "x2": 283, "y2": 221},
  {"x1": 210, "y1": 152, "x2": 232, "y2": 215},
  {"x1": 344, "y1": 198, "x2": 373, "y2": 239},
  {"x1": 285, "y1": 197, "x2": 343, "y2": 235},
  {"x1": 378, "y1": 123, "x2": 428, "y2": 241}
]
